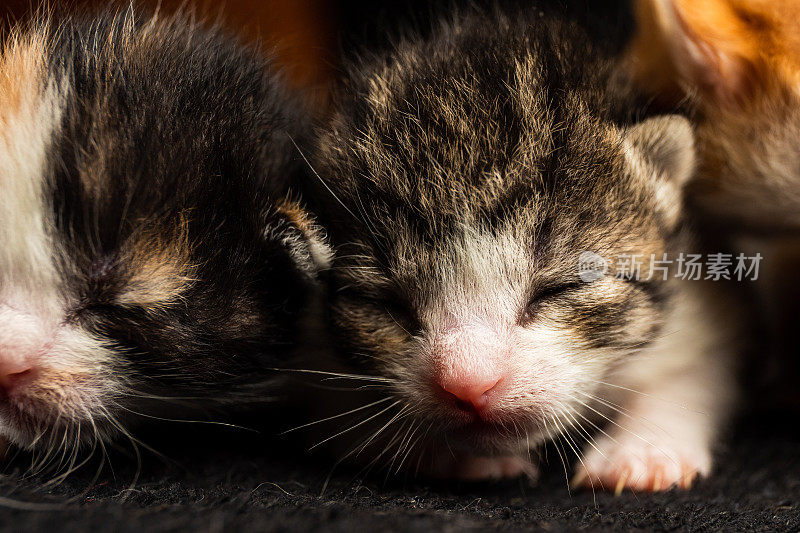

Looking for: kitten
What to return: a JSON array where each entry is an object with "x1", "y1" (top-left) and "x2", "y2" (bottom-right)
[
  {"x1": 0, "y1": 8, "x2": 328, "y2": 458},
  {"x1": 629, "y1": 0, "x2": 800, "y2": 232},
  {"x1": 629, "y1": 0, "x2": 800, "y2": 403},
  {"x1": 306, "y1": 5, "x2": 739, "y2": 492}
]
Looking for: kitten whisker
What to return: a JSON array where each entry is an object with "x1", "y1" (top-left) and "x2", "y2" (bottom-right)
[
  {"x1": 269, "y1": 368, "x2": 396, "y2": 383},
  {"x1": 281, "y1": 397, "x2": 394, "y2": 435},
  {"x1": 309, "y1": 400, "x2": 402, "y2": 450}
]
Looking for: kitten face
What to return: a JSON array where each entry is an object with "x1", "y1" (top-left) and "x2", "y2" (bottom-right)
[
  {"x1": 315, "y1": 11, "x2": 694, "y2": 458},
  {"x1": 0, "y1": 11, "x2": 325, "y2": 448}
]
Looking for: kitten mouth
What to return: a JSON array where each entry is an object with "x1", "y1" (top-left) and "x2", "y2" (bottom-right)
[
  {"x1": 462, "y1": 420, "x2": 509, "y2": 436},
  {"x1": 445, "y1": 418, "x2": 525, "y2": 453},
  {"x1": 0, "y1": 378, "x2": 109, "y2": 447},
  {"x1": 0, "y1": 400, "x2": 46, "y2": 446},
  {"x1": 0, "y1": 398, "x2": 104, "y2": 450}
]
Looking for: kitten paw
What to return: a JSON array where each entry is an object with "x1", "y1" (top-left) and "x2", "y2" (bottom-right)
[{"x1": 571, "y1": 433, "x2": 711, "y2": 494}]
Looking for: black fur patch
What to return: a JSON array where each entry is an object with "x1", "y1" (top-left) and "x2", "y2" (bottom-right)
[{"x1": 34, "y1": 8, "x2": 318, "y2": 405}]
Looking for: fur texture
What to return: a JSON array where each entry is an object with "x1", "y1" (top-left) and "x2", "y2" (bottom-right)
[
  {"x1": 307, "y1": 5, "x2": 739, "y2": 492},
  {"x1": 0, "y1": 8, "x2": 327, "y2": 456},
  {"x1": 628, "y1": 0, "x2": 800, "y2": 406},
  {"x1": 629, "y1": 0, "x2": 800, "y2": 232}
]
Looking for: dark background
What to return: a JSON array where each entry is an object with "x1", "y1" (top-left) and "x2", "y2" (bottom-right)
[
  {"x1": 1, "y1": 0, "x2": 633, "y2": 109},
  {"x1": 1, "y1": 1, "x2": 798, "y2": 531}
]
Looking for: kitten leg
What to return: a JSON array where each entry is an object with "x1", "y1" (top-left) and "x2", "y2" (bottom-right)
[
  {"x1": 573, "y1": 383, "x2": 719, "y2": 493},
  {"x1": 574, "y1": 285, "x2": 739, "y2": 493}
]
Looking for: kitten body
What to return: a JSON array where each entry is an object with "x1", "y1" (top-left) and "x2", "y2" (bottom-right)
[
  {"x1": 0, "y1": 9, "x2": 327, "y2": 455},
  {"x1": 308, "y1": 5, "x2": 739, "y2": 491},
  {"x1": 629, "y1": 0, "x2": 800, "y2": 403},
  {"x1": 629, "y1": 0, "x2": 800, "y2": 233}
]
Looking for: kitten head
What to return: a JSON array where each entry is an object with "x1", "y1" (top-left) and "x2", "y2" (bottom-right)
[
  {"x1": 314, "y1": 12, "x2": 694, "y2": 459},
  {"x1": 629, "y1": 0, "x2": 800, "y2": 230},
  {"x1": 0, "y1": 10, "x2": 327, "y2": 450}
]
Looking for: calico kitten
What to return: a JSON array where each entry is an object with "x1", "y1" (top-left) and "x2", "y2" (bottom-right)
[
  {"x1": 0, "y1": 8, "x2": 328, "y2": 456},
  {"x1": 307, "y1": 5, "x2": 739, "y2": 492}
]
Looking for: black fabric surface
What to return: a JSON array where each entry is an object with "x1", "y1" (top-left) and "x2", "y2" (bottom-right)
[{"x1": 0, "y1": 411, "x2": 797, "y2": 532}]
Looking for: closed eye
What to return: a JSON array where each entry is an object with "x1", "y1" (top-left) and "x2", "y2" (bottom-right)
[
  {"x1": 520, "y1": 282, "x2": 584, "y2": 325},
  {"x1": 342, "y1": 287, "x2": 422, "y2": 336},
  {"x1": 383, "y1": 298, "x2": 422, "y2": 335},
  {"x1": 534, "y1": 282, "x2": 583, "y2": 302}
]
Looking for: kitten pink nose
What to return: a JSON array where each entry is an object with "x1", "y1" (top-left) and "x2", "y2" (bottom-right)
[
  {"x1": 0, "y1": 305, "x2": 43, "y2": 396},
  {"x1": 431, "y1": 320, "x2": 507, "y2": 413},
  {"x1": 438, "y1": 375, "x2": 502, "y2": 412}
]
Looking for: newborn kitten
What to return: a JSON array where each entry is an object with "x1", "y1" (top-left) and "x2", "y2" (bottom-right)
[
  {"x1": 629, "y1": 0, "x2": 800, "y2": 232},
  {"x1": 309, "y1": 5, "x2": 739, "y2": 492},
  {"x1": 629, "y1": 0, "x2": 800, "y2": 404},
  {"x1": 0, "y1": 9, "x2": 328, "y2": 456}
]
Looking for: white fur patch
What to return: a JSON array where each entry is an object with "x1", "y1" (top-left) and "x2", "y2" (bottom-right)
[
  {"x1": 0, "y1": 39, "x2": 64, "y2": 315},
  {"x1": 0, "y1": 36, "x2": 120, "y2": 445}
]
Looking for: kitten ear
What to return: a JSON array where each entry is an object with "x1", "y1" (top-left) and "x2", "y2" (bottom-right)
[
  {"x1": 272, "y1": 199, "x2": 332, "y2": 279},
  {"x1": 624, "y1": 115, "x2": 696, "y2": 228},
  {"x1": 630, "y1": 0, "x2": 753, "y2": 107}
]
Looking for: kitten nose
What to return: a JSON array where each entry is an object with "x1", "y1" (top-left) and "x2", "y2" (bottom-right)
[
  {"x1": 438, "y1": 376, "x2": 502, "y2": 412},
  {"x1": 431, "y1": 320, "x2": 507, "y2": 413},
  {"x1": 0, "y1": 305, "x2": 43, "y2": 397}
]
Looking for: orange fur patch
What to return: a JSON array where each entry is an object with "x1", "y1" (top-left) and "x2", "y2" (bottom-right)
[
  {"x1": 116, "y1": 217, "x2": 197, "y2": 310},
  {"x1": 629, "y1": 0, "x2": 800, "y2": 107},
  {"x1": 276, "y1": 199, "x2": 315, "y2": 236},
  {"x1": 276, "y1": 198, "x2": 331, "y2": 272},
  {"x1": 0, "y1": 31, "x2": 45, "y2": 123}
]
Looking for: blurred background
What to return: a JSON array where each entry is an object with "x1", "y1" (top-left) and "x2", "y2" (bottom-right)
[{"x1": 1, "y1": 0, "x2": 632, "y2": 114}]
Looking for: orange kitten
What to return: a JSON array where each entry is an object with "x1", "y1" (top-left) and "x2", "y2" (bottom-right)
[{"x1": 629, "y1": 0, "x2": 800, "y2": 232}]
